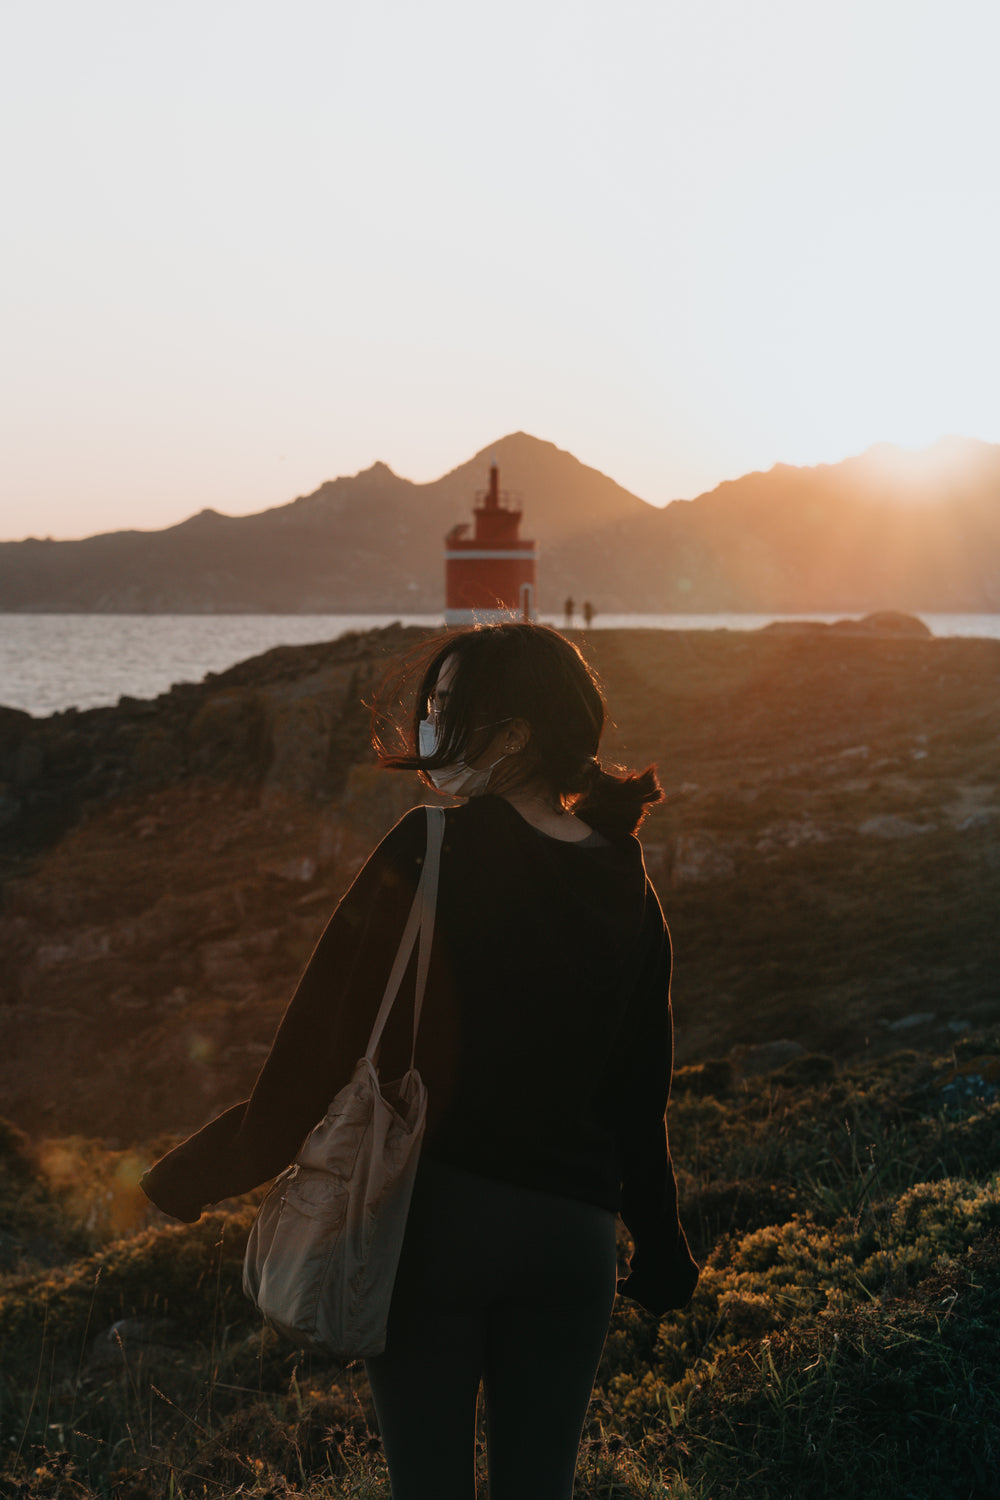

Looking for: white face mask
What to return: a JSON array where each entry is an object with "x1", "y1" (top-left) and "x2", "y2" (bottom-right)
[{"x1": 418, "y1": 718, "x2": 509, "y2": 797}]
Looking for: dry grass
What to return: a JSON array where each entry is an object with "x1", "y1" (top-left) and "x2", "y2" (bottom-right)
[{"x1": 3, "y1": 1031, "x2": 999, "y2": 1498}]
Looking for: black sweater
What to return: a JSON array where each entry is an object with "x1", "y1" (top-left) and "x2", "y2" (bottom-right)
[{"x1": 141, "y1": 795, "x2": 699, "y2": 1314}]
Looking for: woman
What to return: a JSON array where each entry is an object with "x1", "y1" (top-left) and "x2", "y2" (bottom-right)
[{"x1": 141, "y1": 622, "x2": 698, "y2": 1499}]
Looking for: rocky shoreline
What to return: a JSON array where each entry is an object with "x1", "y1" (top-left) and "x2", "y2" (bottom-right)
[{"x1": 1, "y1": 619, "x2": 998, "y2": 1145}]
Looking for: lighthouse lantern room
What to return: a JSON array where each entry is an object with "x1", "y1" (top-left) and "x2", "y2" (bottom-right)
[{"x1": 444, "y1": 458, "x2": 537, "y2": 625}]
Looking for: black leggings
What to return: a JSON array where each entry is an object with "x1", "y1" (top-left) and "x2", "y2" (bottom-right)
[{"x1": 365, "y1": 1156, "x2": 618, "y2": 1500}]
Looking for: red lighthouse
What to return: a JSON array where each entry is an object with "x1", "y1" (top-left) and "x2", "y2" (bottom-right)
[{"x1": 444, "y1": 457, "x2": 537, "y2": 626}]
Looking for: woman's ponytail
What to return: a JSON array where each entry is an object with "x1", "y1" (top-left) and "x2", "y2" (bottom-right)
[{"x1": 573, "y1": 762, "x2": 663, "y2": 838}]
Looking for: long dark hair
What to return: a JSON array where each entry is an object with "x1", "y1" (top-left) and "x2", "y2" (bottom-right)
[{"x1": 372, "y1": 623, "x2": 662, "y2": 837}]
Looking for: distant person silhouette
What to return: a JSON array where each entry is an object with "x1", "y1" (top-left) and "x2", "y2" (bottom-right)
[
  {"x1": 582, "y1": 600, "x2": 594, "y2": 629},
  {"x1": 141, "y1": 623, "x2": 698, "y2": 1500},
  {"x1": 564, "y1": 596, "x2": 575, "y2": 628}
]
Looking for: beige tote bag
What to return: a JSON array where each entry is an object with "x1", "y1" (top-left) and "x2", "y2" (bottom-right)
[{"x1": 243, "y1": 806, "x2": 445, "y2": 1357}]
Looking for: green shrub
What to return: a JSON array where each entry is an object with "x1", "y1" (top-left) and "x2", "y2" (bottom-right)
[
  {"x1": 4, "y1": 1042, "x2": 1000, "y2": 1499},
  {"x1": 0, "y1": 1207, "x2": 257, "y2": 1371},
  {"x1": 677, "y1": 1236, "x2": 1000, "y2": 1500}
]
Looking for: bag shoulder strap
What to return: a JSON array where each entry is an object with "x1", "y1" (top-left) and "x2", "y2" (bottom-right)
[{"x1": 363, "y1": 806, "x2": 445, "y2": 1064}]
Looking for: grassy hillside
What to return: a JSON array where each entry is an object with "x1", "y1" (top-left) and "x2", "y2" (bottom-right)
[{"x1": 2, "y1": 1039, "x2": 998, "y2": 1497}]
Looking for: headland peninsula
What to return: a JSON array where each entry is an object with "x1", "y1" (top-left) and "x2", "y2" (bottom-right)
[
  {"x1": 1, "y1": 617, "x2": 997, "y2": 1140},
  {"x1": 1, "y1": 619, "x2": 998, "y2": 1499}
]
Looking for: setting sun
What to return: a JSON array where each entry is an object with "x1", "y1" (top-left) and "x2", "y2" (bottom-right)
[{"x1": 854, "y1": 437, "x2": 996, "y2": 499}]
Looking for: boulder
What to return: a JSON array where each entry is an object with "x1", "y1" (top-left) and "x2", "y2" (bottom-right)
[
  {"x1": 671, "y1": 833, "x2": 736, "y2": 885},
  {"x1": 859, "y1": 814, "x2": 937, "y2": 838},
  {"x1": 87, "y1": 1317, "x2": 180, "y2": 1374},
  {"x1": 729, "y1": 1040, "x2": 807, "y2": 1078}
]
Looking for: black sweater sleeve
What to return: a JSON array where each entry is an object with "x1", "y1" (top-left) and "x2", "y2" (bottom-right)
[
  {"x1": 615, "y1": 890, "x2": 700, "y2": 1314},
  {"x1": 140, "y1": 800, "x2": 699, "y2": 1312},
  {"x1": 140, "y1": 809, "x2": 426, "y2": 1223}
]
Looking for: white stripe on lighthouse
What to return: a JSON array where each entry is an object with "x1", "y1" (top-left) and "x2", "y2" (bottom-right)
[{"x1": 444, "y1": 549, "x2": 538, "y2": 560}]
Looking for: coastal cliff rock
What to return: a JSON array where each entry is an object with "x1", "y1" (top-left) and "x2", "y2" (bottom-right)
[
  {"x1": 0, "y1": 627, "x2": 422, "y2": 862},
  {"x1": 1, "y1": 622, "x2": 999, "y2": 1143}
]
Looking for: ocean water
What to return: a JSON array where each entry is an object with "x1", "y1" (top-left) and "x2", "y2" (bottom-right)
[{"x1": 1, "y1": 612, "x2": 998, "y2": 719}]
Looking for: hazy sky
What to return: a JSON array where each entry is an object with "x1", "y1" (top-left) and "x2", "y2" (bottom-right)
[{"x1": 3, "y1": 0, "x2": 998, "y2": 540}]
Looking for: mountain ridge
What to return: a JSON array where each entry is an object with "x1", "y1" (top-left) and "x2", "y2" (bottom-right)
[{"x1": 2, "y1": 432, "x2": 999, "y2": 613}]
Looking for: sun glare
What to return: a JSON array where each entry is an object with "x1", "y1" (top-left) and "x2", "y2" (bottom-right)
[{"x1": 855, "y1": 437, "x2": 992, "y2": 500}]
